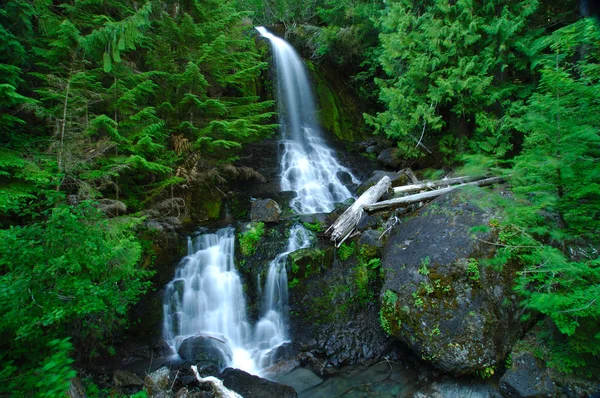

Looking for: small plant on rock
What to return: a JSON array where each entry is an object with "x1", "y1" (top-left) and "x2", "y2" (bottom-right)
[{"x1": 238, "y1": 222, "x2": 265, "y2": 256}]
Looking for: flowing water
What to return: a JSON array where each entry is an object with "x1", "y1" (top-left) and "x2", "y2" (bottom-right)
[
  {"x1": 256, "y1": 26, "x2": 359, "y2": 214},
  {"x1": 163, "y1": 224, "x2": 312, "y2": 374},
  {"x1": 163, "y1": 28, "x2": 360, "y2": 376}
]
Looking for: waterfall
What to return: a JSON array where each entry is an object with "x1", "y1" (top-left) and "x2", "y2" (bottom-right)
[
  {"x1": 253, "y1": 224, "x2": 312, "y2": 368},
  {"x1": 256, "y1": 26, "x2": 360, "y2": 214},
  {"x1": 163, "y1": 28, "x2": 359, "y2": 376},
  {"x1": 163, "y1": 228, "x2": 257, "y2": 372},
  {"x1": 163, "y1": 224, "x2": 311, "y2": 374}
]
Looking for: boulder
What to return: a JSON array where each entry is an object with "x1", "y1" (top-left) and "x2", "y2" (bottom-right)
[
  {"x1": 67, "y1": 378, "x2": 87, "y2": 398},
  {"x1": 177, "y1": 335, "x2": 233, "y2": 370},
  {"x1": 500, "y1": 352, "x2": 557, "y2": 398},
  {"x1": 144, "y1": 366, "x2": 171, "y2": 397},
  {"x1": 250, "y1": 198, "x2": 282, "y2": 223},
  {"x1": 379, "y1": 189, "x2": 524, "y2": 375},
  {"x1": 377, "y1": 147, "x2": 404, "y2": 169},
  {"x1": 114, "y1": 370, "x2": 144, "y2": 388},
  {"x1": 219, "y1": 368, "x2": 298, "y2": 398}
]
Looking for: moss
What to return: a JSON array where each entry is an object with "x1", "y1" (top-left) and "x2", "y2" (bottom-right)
[
  {"x1": 289, "y1": 247, "x2": 326, "y2": 277},
  {"x1": 193, "y1": 190, "x2": 223, "y2": 221},
  {"x1": 306, "y1": 61, "x2": 365, "y2": 143}
]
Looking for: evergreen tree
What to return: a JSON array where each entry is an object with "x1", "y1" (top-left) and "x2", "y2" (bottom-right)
[{"x1": 369, "y1": 0, "x2": 541, "y2": 160}]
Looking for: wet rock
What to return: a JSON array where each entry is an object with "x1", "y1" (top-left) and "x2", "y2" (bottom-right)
[
  {"x1": 377, "y1": 147, "x2": 405, "y2": 169},
  {"x1": 177, "y1": 335, "x2": 233, "y2": 370},
  {"x1": 380, "y1": 189, "x2": 524, "y2": 375},
  {"x1": 366, "y1": 145, "x2": 378, "y2": 154},
  {"x1": 144, "y1": 366, "x2": 171, "y2": 397},
  {"x1": 336, "y1": 170, "x2": 354, "y2": 185},
  {"x1": 67, "y1": 378, "x2": 87, "y2": 398},
  {"x1": 357, "y1": 229, "x2": 384, "y2": 257},
  {"x1": 287, "y1": 247, "x2": 329, "y2": 278},
  {"x1": 219, "y1": 368, "x2": 298, "y2": 398},
  {"x1": 357, "y1": 213, "x2": 380, "y2": 231},
  {"x1": 500, "y1": 352, "x2": 557, "y2": 398},
  {"x1": 250, "y1": 198, "x2": 282, "y2": 223},
  {"x1": 114, "y1": 370, "x2": 144, "y2": 388},
  {"x1": 298, "y1": 213, "x2": 329, "y2": 229}
]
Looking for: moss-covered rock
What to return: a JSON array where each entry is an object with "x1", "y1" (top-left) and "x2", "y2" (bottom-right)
[
  {"x1": 306, "y1": 61, "x2": 366, "y2": 143},
  {"x1": 380, "y1": 189, "x2": 524, "y2": 376}
]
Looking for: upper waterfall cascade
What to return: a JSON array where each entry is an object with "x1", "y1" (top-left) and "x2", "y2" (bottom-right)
[{"x1": 256, "y1": 26, "x2": 359, "y2": 214}]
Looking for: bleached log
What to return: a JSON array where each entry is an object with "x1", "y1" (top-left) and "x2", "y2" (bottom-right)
[
  {"x1": 393, "y1": 175, "x2": 481, "y2": 195},
  {"x1": 326, "y1": 176, "x2": 392, "y2": 246},
  {"x1": 401, "y1": 168, "x2": 419, "y2": 184},
  {"x1": 190, "y1": 366, "x2": 243, "y2": 398},
  {"x1": 365, "y1": 176, "x2": 504, "y2": 212}
]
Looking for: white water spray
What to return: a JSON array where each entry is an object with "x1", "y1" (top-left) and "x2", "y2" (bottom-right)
[{"x1": 256, "y1": 26, "x2": 359, "y2": 214}]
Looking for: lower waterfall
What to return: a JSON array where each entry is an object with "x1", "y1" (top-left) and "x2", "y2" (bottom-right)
[{"x1": 163, "y1": 224, "x2": 312, "y2": 375}]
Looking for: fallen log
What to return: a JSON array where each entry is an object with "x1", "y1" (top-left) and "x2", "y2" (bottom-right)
[
  {"x1": 393, "y1": 175, "x2": 481, "y2": 195},
  {"x1": 326, "y1": 175, "x2": 392, "y2": 246},
  {"x1": 365, "y1": 176, "x2": 504, "y2": 212},
  {"x1": 191, "y1": 365, "x2": 243, "y2": 398}
]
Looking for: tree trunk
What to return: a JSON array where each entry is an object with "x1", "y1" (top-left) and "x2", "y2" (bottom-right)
[
  {"x1": 190, "y1": 366, "x2": 243, "y2": 398},
  {"x1": 393, "y1": 175, "x2": 481, "y2": 195},
  {"x1": 365, "y1": 177, "x2": 504, "y2": 212},
  {"x1": 326, "y1": 176, "x2": 392, "y2": 246}
]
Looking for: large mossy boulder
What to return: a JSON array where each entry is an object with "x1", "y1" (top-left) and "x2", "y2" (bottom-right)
[{"x1": 380, "y1": 189, "x2": 524, "y2": 375}]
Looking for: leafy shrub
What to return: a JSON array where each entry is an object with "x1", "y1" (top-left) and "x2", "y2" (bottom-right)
[
  {"x1": 338, "y1": 242, "x2": 355, "y2": 261},
  {"x1": 238, "y1": 222, "x2": 265, "y2": 256}
]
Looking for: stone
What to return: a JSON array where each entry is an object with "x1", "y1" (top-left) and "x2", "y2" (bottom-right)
[
  {"x1": 219, "y1": 368, "x2": 298, "y2": 398},
  {"x1": 500, "y1": 352, "x2": 558, "y2": 398},
  {"x1": 380, "y1": 189, "x2": 524, "y2": 375},
  {"x1": 357, "y1": 229, "x2": 384, "y2": 258},
  {"x1": 67, "y1": 378, "x2": 87, "y2": 398},
  {"x1": 366, "y1": 145, "x2": 378, "y2": 154},
  {"x1": 114, "y1": 370, "x2": 144, "y2": 388},
  {"x1": 144, "y1": 366, "x2": 171, "y2": 397},
  {"x1": 356, "y1": 213, "x2": 380, "y2": 231},
  {"x1": 177, "y1": 335, "x2": 233, "y2": 370},
  {"x1": 377, "y1": 147, "x2": 404, "y2": 169},
  {"x1": 250, "y1": 198, "x2": 282, "y2": 223}
]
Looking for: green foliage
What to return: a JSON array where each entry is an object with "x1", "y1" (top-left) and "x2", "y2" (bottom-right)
[
  {"x1": 370, "y1": 0, "x2": 540, "y2": 160},
  {"x1": 466, "y1": 258, "x2": 480, "y2": 282},
  {"x1": 238, "y1": 222, "x2": 265, "y2": 256},
  {"x1": 338, "y1": 241, "x2": 355, "y2": 261},
  {"x1": 475, "y1": 366, "x2": 496, "y2": 379},
  {"x1": 0, "y1": 203, "x2": 151, "y2": 345},
  {"x1": 288, "y1": 278, "x2": 300, "y2": 289},
  {"x1": 379, "y1": 309, "x2": 391, "y2": 335},
  {"x1": 302, "y1": 221, "x2": 322, "y2": 233},
  {"x1": 379, "y1": 290, "x2": 398, "y2": 335},
  {"x1": 483, "y1": 18, "x2": 600, "y2": 375},
  {"x1": 418, "y1": 257, "x2": 430, "y2": 275}
]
